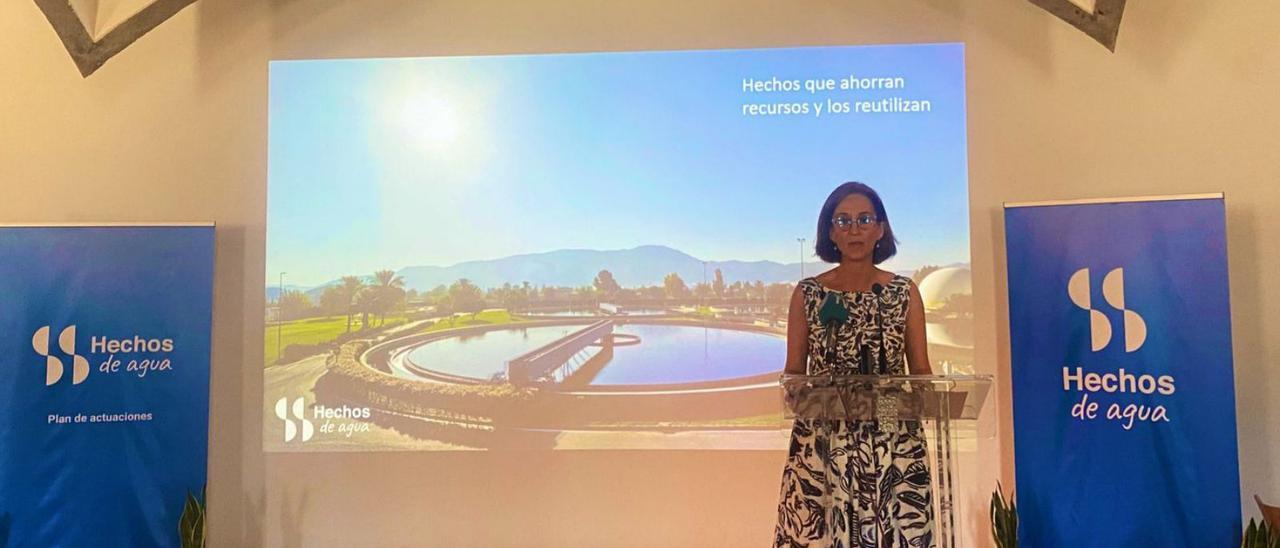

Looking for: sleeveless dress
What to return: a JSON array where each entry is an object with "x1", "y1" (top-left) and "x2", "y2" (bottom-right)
[{"x1": 774, "y1": 276, "x2": 934, "y2": 548}]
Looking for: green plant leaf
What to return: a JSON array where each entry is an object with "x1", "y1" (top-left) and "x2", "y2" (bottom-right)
[
  {"x1": 991, "y1": 482, "x2": 1017, "y2": 548},
  {"x1": 179, "y1": 486, "x2": 207, "y2": 548},
  {"x1": 1241, "y1": 518, "x2": 1280, "y2": 548}
]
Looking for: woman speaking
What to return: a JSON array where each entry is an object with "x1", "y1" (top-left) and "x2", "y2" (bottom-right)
[{"x1": 774, "y1": 182, "x2": 934, "y2": 548}]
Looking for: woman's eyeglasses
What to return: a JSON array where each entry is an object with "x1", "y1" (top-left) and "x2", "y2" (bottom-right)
[{"x1": 831, "y1": 213, "x2": 879, "y2": 231}]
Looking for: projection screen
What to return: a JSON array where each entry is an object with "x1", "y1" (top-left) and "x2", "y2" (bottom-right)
[{"x1": 265, "y1": 43, "x2": 970, "y2": 452}]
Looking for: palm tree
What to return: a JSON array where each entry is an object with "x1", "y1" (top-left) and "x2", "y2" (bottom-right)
[
  {"x1": 371, "y1": 269, "x2": 406, "y2": 326},
  {"x1": 354, "y1": 287, "x2": 375, "y2": 330},
  {"x1": 338, "y1": 276, "x2": 365, "y2": 333},
  {"x1": 448, "y1": 278, "x2": 485, "y2": 320},
  {"x1": 373, "y1": 269, "x2": 404, "y2": 290}
]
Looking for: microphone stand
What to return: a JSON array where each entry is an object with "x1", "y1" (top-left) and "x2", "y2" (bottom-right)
[
  {"x1": 871, "y1": 283, "x2": 886, "y2": 374},
  {"x1": 869, "y1": 282, "x2": 889, "y2": 546},
  {"x1": 816, "y1": 291, "x2": 849, "y2": 516},
  {"x1": 818, "y1": 292, "x2": 849, "y2": 372}
]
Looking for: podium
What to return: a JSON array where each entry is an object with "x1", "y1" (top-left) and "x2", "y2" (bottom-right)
[{"x1": 780, "y1": 374, "x2": 992, "y2": 548}]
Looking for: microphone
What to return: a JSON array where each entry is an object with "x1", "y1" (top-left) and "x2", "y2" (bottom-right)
[
  {"x1": 871, "y1": 283, "x2": 887, "y2": 374},
  {"x1": 818, "y1": 292, "x2": 849, "y2": 368}
]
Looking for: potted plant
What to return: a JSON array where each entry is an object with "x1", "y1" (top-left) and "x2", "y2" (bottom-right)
[
  {"x1": 1243, "y1": 518, "x2": 1279, "y2": 548},
  {"x1": 178, "y1": 486, "x2": 206, "y2": 548},
  {"x1": 990, "y1": 482, "x2": 1017, "y2": 548}
]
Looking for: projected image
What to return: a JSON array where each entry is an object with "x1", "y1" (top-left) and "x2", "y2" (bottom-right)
[{"x1": 265, "y1": 44, "x2": 970, "y2": 451}]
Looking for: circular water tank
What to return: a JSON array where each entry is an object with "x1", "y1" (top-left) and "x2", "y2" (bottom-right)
[{"x1": 918, "y1": 267, "x2": 971, "y2": 309}]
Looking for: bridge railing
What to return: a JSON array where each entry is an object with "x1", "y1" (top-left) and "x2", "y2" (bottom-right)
[{"x1": 506, "y1": 319, "x2": 614, "y2": 386}]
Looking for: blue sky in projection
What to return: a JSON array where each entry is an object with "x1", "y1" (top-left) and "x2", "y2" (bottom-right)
[{"x1": 268, "y1": 43, "x2": 968, "y2": 286}]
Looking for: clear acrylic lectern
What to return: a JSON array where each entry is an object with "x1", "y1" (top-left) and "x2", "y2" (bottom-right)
[{"x1": 780, "y1": 374, "x2": 992, "y2": 548}]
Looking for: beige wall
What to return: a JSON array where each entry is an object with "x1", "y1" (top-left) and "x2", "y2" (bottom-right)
[{"x1": 2, "y1": 1, "x2": 1276, "y2": 546}]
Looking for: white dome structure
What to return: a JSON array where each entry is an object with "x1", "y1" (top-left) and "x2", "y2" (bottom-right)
[{"x1": 918, "y1": 266, "x2": 971, "y2": 310}]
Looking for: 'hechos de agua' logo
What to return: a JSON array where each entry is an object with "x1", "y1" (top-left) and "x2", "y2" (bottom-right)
[
  {"x1": 273, "y1": 397, "x2": 372, "y2": 443},
  {"x1": 31, "y1": 325, "x2": 176, "y2": 387},
  {"x1": 33, "y1": 326, "x2": 90, "y2": 386},
  {"x1": 1063, "y1": 267, "x2": 1172, "y2": 430},
  {"x1": 1067, "y1": 267, "x2": 1147, "y2": 352},
  {"x1": 275, "y1": 397, "x2": 314, "y2": 442}
]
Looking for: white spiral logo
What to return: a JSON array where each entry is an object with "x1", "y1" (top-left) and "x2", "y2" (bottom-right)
[
  {"x1": 275, "y1": 397, "x2": 314, "y2": 442},
  {"x1": 1068, "y1": 268, "x2": 1147, "y2": 352},
  {"x1": 32, "y1": 325, "x2": 90, "y2": 386}
]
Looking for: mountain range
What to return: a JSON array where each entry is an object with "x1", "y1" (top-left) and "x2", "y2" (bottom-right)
[
  {"x1": 270, "y1": 245, "x2": 963, "y2": 297},
  {"x1": 396, "y1": 245, "x2": 831, "y2": 291}
]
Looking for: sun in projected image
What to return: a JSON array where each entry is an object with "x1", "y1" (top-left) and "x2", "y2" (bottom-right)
[
  {"x1": 366, "y1": 62, "x2": 499, "y2": 239},
  {"x1": 375, "y1": 62, "x2": 481, "y2": 157},
  {"x1": 392, "y1": 89, "x2": 460, "y2": 150}
]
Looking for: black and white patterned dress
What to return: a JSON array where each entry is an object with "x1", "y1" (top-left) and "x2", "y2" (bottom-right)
[{"x1": 774, "y1": 275, "x2": 933, "y2": 548}]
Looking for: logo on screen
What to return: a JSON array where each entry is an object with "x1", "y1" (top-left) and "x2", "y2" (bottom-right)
[
  {"x1": 1067, "y1": 268, "x2": 1147, "y2": 352},
  {"x1": 275, "y1": 397, "x2": 314, "y2": 442},
  {"x1": 32, "y1": 325, "x2": 90, "y2": 386}
]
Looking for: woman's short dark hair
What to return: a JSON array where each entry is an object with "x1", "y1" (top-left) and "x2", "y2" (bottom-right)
[{"x1": 814, "y1": 181, "x2": 898, "y2": 264}]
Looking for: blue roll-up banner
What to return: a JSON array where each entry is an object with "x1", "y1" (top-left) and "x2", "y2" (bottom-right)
[
  {"x1": 0, "y1": 224, "x2": 214, "y2": 548},
  {"x1": 1005, "y1": 195, "x2": 1240, "y2": 546}
]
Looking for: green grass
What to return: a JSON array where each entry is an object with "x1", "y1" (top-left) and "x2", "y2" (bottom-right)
[
  {"x1": 418, "y1": 309, "x2": 522, "y2": 334},
  {"x1": 264, "y1": 314, "x2": 406, "y2": 365},
  {"x1": 265, "y1": 310, "x2": 525, "y2": 365}
]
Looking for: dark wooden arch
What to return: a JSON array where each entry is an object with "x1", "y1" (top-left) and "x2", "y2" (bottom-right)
[
  {"x1": 34, "y1": 0, "x2": 199, "y2": 77},
  {"x1": 33, "y1": 0, "x2": 1129, "y2": 79},
  {"x1": 1028, "y1": 0, "x2": 1128, "y2": 51}
]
